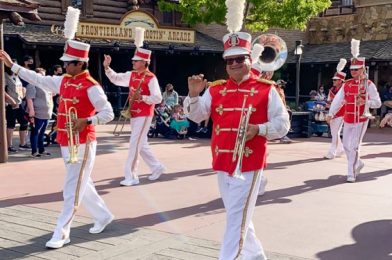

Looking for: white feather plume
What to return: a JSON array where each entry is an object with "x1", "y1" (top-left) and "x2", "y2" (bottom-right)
[
  {"x1": 251, "y1": 44, "x2": 264, "y2": 64},
  {"x1": 63, "y1": 6, "x2": 80, "y2": 40},
  {"x1": 336, "y1": 58, "x2": 347, "y2": 72},
  {"x1": 134, "y1": 27, "x2": 145, "y2": 48},
  {"x1": 351, "y1": 38, "x2": 360, "y2": 58},
  {"x1": 225, "y1": 0, "x2": 246, "y2": 33}
]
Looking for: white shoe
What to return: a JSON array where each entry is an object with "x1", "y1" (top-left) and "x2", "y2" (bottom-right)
[
  {"x1": 347, "y1": 176, "x2": 356, "y2": 183},
  {"x1": 45, "y1": 237, "x2": 70, "y2": 249},
  {"x1": 148, "y1": 165, "x2": 166, "y2": 181},
  {"x1": 323, "y1": 154, "x2": 335, "y2": 159},
  {"x1": 258, "y1": 178, "x2": 268, "y2": 196},
  {"x1": 120, "y1": 179, "x2": 139, "y2": 186},
  {"x1": 89, "y1": 215, "x2": 114, "y2": 234},
  {"x1": 355, "y1": 161, "x2": 365, "y2": 174}
]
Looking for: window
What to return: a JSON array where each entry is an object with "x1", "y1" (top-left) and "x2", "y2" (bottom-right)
[
  {"x1": 163, "y1": 11, "x2": 173, "y2": 25},
  {"x1": 72, "y1": 0, "x2": 83, "y2": 9},
  {"x1": 341, "y1": 0, "x2": 353, "y2": 6}
]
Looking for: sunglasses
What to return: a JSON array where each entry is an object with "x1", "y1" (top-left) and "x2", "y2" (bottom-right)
[
  {"x1": 350, "y1": 68, "x2": 360, "y2": 71},
  {"x1": 225, "y1": 56, "x2": 248, "y2": 65},
  {"x1": 63, "y1": 61, "x2": 79, "y2": 67}
]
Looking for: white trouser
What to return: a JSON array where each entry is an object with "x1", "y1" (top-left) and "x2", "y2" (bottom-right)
[
  {"x1": 327, "y1": 116, "x2": 344, "y2": 156},
  {"x1": 124, "y1": 116, "x2": 162, "y2": 181},
  {"x1": 52, "y1": 142, "x2": 112, "y2": 240},
  {"x1": 342, "y1": 120, "x2": 368, "y2": 178},
  {"x1": 218, "y1": 170, "x2": 266, "y2": 260}
]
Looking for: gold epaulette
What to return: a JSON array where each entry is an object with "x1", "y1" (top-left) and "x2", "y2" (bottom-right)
[
  {"x1": 87, "y1": 76, "x2": 99, "y2": 85},
  {"x1": 257, "y1": 78, "x2": 275, "y2": 85},
  {"x1": 209, "y1": 79, "x2": 226, "y2": 87}
]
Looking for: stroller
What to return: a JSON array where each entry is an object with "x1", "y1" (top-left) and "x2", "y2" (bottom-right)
[{"x1": 148, "y1": 107, "x2": 175, "y2": 138}]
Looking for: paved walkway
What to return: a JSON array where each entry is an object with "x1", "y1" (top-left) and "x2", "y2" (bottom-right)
[{"x1": 1, "y1": 124, "x2": 391, "y2": 259}]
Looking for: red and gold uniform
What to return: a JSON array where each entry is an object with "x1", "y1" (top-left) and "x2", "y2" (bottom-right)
[
  {"x1": 185, "y1": 74, "x2": 289, "y2": 260},
  {"x1": 209, "y1": 77, "x2": 270, "y2": 174},
  {"x1": 329, "y1": 77, "x2": 381, "y2": 180},
  {"x1": 105, "y1": 67, "x2": 164, "y2": 185},
  {"x1": 11, "y1": 64, "x2": 115, "y2": 246}
]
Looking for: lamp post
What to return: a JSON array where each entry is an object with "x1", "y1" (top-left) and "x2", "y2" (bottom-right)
[{"x1": 294, "y1": 40, "x2": 303, "y2": 107}]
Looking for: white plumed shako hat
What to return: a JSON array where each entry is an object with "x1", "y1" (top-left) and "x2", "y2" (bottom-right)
[
  {"x1": 60, "y1": 6, "x2": 90, "y2": 62},
  {"x1": 222, "y1": 0, "x2": 251, "y2": 58},
  {"x1": 332, "y1": 58, "x2": 347, "y2": 81},
  {"x1": 132, "y1": 27, "x2": 151, "y2": 62},
  {"x1": 350, "y1": 39, "x2": 365, "y2": 69}
]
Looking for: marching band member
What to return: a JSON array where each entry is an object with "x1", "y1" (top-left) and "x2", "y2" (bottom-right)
[
  {"x1": 0, "y1": 7, "x2": 114, "y2": 248},
  {"x1": 324, "y1": 59, "x2": 347, "y2": 159},
  {"x1": 327, "y1": 39, "x2": 381, "y2": 183},
  {"x1": 104, "y1": 27, "x2": 165, "y2": 186},
  {"x1": 184, "y1": 1, "x2": 289, "y2": 258}
]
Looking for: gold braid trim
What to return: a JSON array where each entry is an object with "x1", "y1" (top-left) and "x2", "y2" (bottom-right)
[
  {"x1": 235, "y1": 170, "x2": 260, "y2": 259},
  {"x1": 61, "y1": 142, "x2": 90, "y2": 239}
]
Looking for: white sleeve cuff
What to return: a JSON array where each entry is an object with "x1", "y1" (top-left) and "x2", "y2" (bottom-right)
[{"x1": 258, "y1": 124, "x2": 267, "y2": 136}]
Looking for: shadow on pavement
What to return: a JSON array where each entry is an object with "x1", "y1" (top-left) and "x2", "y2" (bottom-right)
[
  {"x1": 266, "y1": 157, "x2": 326, "y2": 170},
  {"x1": 0, "y1": 168, "x2": 215, "y2": 208},
  {"x1": 257, "y1": 168, "x2": 392, "y2": 206},
  {"x1": 316, "y1": 219, "x2": 392, "y2": 260}
]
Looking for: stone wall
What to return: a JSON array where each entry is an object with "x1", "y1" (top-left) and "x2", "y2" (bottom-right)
[{"x1": 308, "y1": 1, "x2": 392, "y2": 44}]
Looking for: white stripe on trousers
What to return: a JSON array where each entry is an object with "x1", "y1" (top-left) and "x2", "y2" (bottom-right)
[
  {"x1": 218, "y1": 170, "x2": 267, "y2": 260},
  {"x1": 124, "y1": 116, "x2": 162, "y2": 181},
  {"x1": 52, "y1": 142, "x2": 112, "y2": 240},
  {"x1": 342, "y1": 120, "x2": 368, "y2": 178},
  {"x1": 327, "y1": 116, "x2": 344, "y2": 156}
]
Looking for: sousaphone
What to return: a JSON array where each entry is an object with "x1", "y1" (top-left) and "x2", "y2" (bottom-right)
[{"x1": 252, "y1": 33, "x2": 288, "y2": 72}]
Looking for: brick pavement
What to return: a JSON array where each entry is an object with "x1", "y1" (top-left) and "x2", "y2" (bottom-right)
[
  {"x1": 1, "y1": 124, "x2": 391, "y2": 259},
  {"x1": 0, "y1": 205, "x2": 310, "y2": 259}
]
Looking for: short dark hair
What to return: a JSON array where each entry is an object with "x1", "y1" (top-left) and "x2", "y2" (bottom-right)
[
  {"x1": 23, "y1": 55, "x2": 33, "y2": 62},
  {"x1": 53, "y1": 64, "x2": 62, "y2": 71}
]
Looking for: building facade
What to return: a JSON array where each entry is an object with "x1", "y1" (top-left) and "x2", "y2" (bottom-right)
[{"x1": 4, "y1": 0, "x2": 224, "y2": 113}]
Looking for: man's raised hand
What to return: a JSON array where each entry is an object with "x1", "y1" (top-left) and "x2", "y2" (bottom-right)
[
  {"x1": 188, "y1": 74, "x2": 207, "y2": 97},
  {"x1": 0, "y1": 50, "x2": 14, "y2": 68},
  {"x1": 103, "y1": 54, "x2": 112, "y2": 70}
]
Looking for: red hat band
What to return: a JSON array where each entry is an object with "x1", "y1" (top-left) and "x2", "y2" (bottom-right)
[
  {"x1": 65, "y1": 43, "x2": 89, "y2": 59},
  {"x1": 135, "y1": 49, "x2": 150, "y2": 60},
  {"x1": 224, "y1": 35, "x2": 251, "y2": 51}
]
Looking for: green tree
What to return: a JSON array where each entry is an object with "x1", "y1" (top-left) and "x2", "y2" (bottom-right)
[{"x1": 158, "y1": 0, "x2": 331, "y2": 32}]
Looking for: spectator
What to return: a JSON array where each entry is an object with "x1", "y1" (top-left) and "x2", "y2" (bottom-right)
[
  {"x1": 169, "y1": 104, "x2": 190, "y2": 139},
  {"x1": 381, "y1": 84, "x2": 392, "y2": 118},
  {"x1": 303, "y1": 90, "x2": 318, "y2": 111},
  {"x1": 20, "y1": 55, "x2": 34, "y2": 87},
  {"x1": 162, "y1": 83, "x2": 178, "y2": 109},
  {"x1": 25, "y1": 68, "x2": 53, "y2": 157},
  {"x1": 51, "y1": 64, "x2": 63, "y2": 119},
  {"x1": 316, "y1": 84, "x2": 327, "y2": 101},
  {"x1": 4, "y1": 61, "x2": 29, "y2": 152},
  {"x1": 276, "y1": 79, "x2": 292, "y2": 144}
]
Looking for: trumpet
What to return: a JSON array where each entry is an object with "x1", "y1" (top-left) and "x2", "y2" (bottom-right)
[
  {"x1": 66, "y1": 106, "x2": 79, "y2": 164},
  {"x1": 113, "y1": 73, "x2": 146, "y2": 136},
  {"x1": 232, "y1": 95, "x2": 253, "y2": 179},
  {"x1": 361, "y1": 66, "x2": 374, "y2": 119}
]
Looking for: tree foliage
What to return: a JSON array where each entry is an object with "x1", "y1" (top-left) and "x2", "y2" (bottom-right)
[{"x1": 158, "y1": 0, "x2": 331, "y2": 32}]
